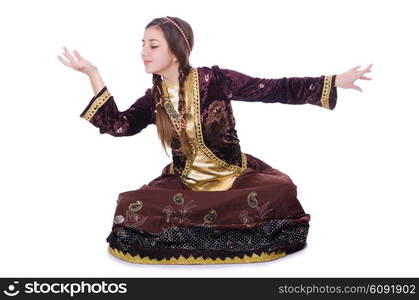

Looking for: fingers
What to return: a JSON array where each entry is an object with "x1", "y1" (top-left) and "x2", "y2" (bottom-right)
[
  {"x1": 352, "y1": 84, "x2": 363, "y2": 92},
  {"x1": 73, "y1": 49, "x2": 84, "y2": 61},
  {"x1": 362, "y1": 64, "x2": 373, "y2": 73},
  {"x1": 345, "y1": 64, "x2": 372, "y2": 91},
  {"x1": 359, "y1": 64, "x2": 373, "y2": 80},
  {"x1": 351, "y1": 63, "x2": 373, "y2": 73},
  {"x1": 62, "y1": 46, "x2": 77, "y2": 64},
  {"x1": 57, "y1": 55, "x2": 71, "y2": 67}
]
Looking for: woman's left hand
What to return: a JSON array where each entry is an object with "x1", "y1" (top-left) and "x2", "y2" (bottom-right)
[{"x1": 335, "y1": 64, "x2": 373, "y2": 92}]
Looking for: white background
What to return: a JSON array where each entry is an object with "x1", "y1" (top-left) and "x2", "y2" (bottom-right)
[{"x1": 1, "y1": 0, "x2": 418, "y2": 277}]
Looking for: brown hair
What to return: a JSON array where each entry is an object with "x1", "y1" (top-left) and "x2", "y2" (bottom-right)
[{"x1": 145, "y1": 17, "x2": 194, "y2": 158}]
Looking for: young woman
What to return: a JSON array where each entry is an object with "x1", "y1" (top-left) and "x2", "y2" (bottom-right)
[{"x1": 58, "y1": 16, "x2": 372, "y2": 264}]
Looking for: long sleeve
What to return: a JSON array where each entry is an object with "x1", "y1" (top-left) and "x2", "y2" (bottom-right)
[
  {"x1": 212, "y1": 65, "x2": 338, "y2": 110},
  {"x1": 80, "y1": 85, "x2": 155, "y2": 136}
]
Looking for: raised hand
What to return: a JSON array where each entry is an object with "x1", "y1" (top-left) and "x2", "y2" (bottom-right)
[
  {"x1": 335, "y1": 64, "x2": 373, "y2": 92},
  {"x1": 57, "y1": 46, "x2": 97, "y2": 76}
]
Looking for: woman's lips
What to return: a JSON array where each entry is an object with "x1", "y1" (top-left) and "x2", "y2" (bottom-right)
[{"x1": 144, "y1": 60, "x2": 152, "y2": 65}]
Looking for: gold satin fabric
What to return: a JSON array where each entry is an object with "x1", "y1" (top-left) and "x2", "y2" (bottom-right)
[{"x1": 162, "y1": 72, "x2": 243, "y2": 191}]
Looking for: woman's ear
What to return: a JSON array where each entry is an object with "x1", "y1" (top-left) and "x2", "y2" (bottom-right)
[{"x1": 169, "y1": 51, "x2": 178, "y2": 63}]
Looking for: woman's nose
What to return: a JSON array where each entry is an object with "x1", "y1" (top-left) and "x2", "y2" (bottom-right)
[{"x1": 141, "y1": 48, "x2": 148, "y2": 57}]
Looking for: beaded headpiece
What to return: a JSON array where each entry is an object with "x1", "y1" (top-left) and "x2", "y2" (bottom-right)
[{"x1": 164, "y1": 16, "x2": 191, "y2": 54}]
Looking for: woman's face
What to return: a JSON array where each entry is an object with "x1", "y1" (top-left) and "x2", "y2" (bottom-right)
[{"x1": 141, "y1": 26, "x2": 177, "y2": 75}]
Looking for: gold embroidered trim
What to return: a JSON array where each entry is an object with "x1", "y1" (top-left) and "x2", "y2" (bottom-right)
[
  {"x1": 320, "y1": 75, "x2": 332, "y2": 109},
  {"x1": 161, "y1": 78, "x2": 193, "y2": 137},
  {"x1": 189, "y1": 68, "x2": 247, "y2": 173},
  {"x1": 108, "y1": 246, "x2": 287, "y2": 264},
  {"x1": 241, "y1": 152, "x2": 248, "y2": 169},
  {"x1": 162, "y1": 100, "x2": 181, "y2": 136},
  {"x1": 82, "y1": 89, "x2": 111, "y2": 121},
  {"x1": 181, "y1": 143, "x2": 197, "y2": 178}
]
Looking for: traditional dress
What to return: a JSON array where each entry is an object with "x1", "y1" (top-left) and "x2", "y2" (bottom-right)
[{"x1": 80, "y1": 65, "x2": 337, "y2": 264}]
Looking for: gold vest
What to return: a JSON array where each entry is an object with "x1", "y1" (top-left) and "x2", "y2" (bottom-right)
[{"x1": 162, "y1": 69, "x2": 246, "y2": 191}]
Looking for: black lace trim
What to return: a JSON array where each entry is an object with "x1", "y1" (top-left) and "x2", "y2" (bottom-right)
[{"x1": 106, "y1": 219, "x2": 309, "y2": 260}]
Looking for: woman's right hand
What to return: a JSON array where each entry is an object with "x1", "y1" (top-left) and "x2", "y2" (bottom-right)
[{"x1": 57, "y1": 46, "x2": 97, "y2": 76}]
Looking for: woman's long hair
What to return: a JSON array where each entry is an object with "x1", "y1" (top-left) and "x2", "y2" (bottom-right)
[{"x1": 146, "y1": 17, "x2": 194, "y2": 158}]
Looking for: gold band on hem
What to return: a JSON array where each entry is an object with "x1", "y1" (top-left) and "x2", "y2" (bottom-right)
[
  {"x1": 82, "y1": 89, "x2": 111, "y2": 121},
  {"x1": 108, "y1": 246, "x2": 286, "y2": 265},
  {"x1": 320, "y1": 75, "x2": 333, "y2": 109}
]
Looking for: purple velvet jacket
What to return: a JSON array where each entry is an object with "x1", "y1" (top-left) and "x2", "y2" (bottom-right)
[{"x1": 80, "y1": 65, "x2": 337, "y2": 175}]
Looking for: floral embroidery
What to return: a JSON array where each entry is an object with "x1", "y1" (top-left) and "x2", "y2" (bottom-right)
[
  {"x1": 173, "y1": 193, "x2": 185, "y2": 205},
  {"x1": 256, "y1": 201, "x2": 273, "y2": 221},
  {"x1": 203, "y1": 209, "x2": 218, "y2": 225},
  {"x1": 114, "y1": 200, "x2": 148, "y2": 228},
  {"x1": 125, "y1": 209, "x2": 148, "y2": 228},
  {"x1": 203, "y1": 100, "x2": 232, "y2": 148},
  {"x1": 207, "y1": 100, "x2": 227, "y2": 124},
  {"x1": 128, "y1": 200, "x2": 143, "y2": 212},
  {"x1": 247, "y1": 192, "x2": 258, "y2": 208},
  {"x1": 239, "y1": 192, "x2": 273, "y2": 228},
  {"x1": 162, "y1": 206, "x2": 175, "y2": 223},
  {"x1": 239, "y1": 211, "x2": 254, "y2": 226},
  {"x1": 162, "y1": 196, "x2": 197, "y2": 231}
]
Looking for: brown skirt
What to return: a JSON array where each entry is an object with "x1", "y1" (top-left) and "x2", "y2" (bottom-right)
[{"x1": 106, "y1": 153, "x2": 310, "y2": 264}]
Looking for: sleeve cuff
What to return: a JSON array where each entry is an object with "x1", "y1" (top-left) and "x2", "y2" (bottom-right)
[
  {"x1": 320, "y1": 75, "x2": 338, "y2": 110},
  {"x1": 80, "y1": 86, "x2": 111, "y2": 121}
]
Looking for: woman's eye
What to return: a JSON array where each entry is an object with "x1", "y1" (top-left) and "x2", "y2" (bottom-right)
[{"x1": 151, "y1": 46, "x2": 158, "y2": 49}]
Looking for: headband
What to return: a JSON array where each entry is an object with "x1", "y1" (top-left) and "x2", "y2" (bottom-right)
[{"x1": 164, "y1": 17, "x2": 191, "y2": 53}]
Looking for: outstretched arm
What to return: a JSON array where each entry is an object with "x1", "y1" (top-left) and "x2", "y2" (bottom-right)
[
  {"x1": 80, "y1": 86, "x2": 155, "y2": 137},
  {"x1": 212, "y1": 65, "x2": 338, "y2": 110},
  {"x1": 58, "y1": 47, "x2": 155, "y2": 137}
]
